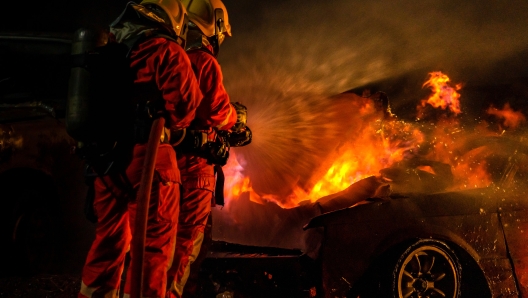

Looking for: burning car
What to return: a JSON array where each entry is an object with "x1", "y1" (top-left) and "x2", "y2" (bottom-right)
[
  {"x1": 299, "y1": 75, "x2": 528, "y2": 297},
  {"x1": 304, "y1": 156, "x2": 528, "y2": 297},
  {"x1": 0, "y1": 32, "x2": 93, "y2": 276},
  {"x1": 211, "y1": 67, "x2": 528, "y2": 297}
]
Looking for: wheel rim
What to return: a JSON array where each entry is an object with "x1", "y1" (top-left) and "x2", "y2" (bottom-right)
[{"x1": 397, "y1": 245, "x2": 458, "y2": 298}]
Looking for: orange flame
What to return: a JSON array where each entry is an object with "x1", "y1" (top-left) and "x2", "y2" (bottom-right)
[
  {"x1": 223, "y1": 71, "x2": 516, "y2": 209},
  {"x1": 223, "y1": 151, "x2": 251, "y2": 204},
  {"x1": 303, "y1": 120, "x2": 424, "y2": 202},
  {"x1": 487, "y1": 102, "x2": 526, "y2": 129},
  {"x1": 420, "y1": 71, "x2": 462, "y2": 115},
  {"x1": 223, "y1": 151, "x2": 280, "y2": 207},
  {"x1": 422, "y1": 117, "x2": 493, "y2": 189},
  {"x1": 225, "y1": 118, "x2": 425, "y2": 208}
]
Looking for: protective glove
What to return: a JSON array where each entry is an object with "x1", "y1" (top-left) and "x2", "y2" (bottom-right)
[{"x1": 226, "y1": 126, "x2": 252, "y2": 147}]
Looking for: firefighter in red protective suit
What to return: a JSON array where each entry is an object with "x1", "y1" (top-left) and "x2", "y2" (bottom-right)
[
  {"x1": 78, "y1": 1, "x2": 202, "y2": 298},
  {"x1": 166, "y1": 0, "x2": 249, "y2": 297}
]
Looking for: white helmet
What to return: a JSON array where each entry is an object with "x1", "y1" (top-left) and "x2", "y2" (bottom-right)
[{"x1": 181, "y1": 0, "x2": 231, "y2": 52}]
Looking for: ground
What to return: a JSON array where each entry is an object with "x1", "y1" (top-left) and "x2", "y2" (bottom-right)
[
  {"x1": 0, "y1": 274, "x2": 80, "y2": 298},
  {"x1": 0, "y1": 244, "x2": 321, "y2": 298}
]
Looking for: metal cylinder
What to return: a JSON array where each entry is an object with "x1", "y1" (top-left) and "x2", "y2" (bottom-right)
[{"x1": 66, "y1": 27, "x2": 108, "y2": 143}]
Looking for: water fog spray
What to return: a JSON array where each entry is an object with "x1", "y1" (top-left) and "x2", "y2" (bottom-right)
[{"x1": 212, "y1": 0, "x2": 528, "y2": 248}]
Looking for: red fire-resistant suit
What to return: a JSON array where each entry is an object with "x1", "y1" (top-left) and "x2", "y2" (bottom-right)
[
  {"x1": 167, "y1": 45, "x2": 237, "y2": 297},
  {"x1": 79, "y1": 36, "x2": 202, "y2": 298}
]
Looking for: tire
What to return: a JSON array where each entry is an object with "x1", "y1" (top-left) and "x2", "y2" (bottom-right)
[
  {"x1": 392, "y1": 239, "x2": 461, "y2": 298},
  {"x1": 350, "y1": 239, "x2": 461, "y2": 298}
]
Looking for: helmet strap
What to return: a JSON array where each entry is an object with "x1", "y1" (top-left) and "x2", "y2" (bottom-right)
[
  {"x1": 214, "y1": 9, "x2": 227, "y2": 35},
  {"x1": 177, "y1": 13, "x2": 189, "y2": 47}
]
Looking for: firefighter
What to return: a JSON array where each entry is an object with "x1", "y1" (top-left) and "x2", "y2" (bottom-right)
[
  {"x1": 78, "y1": 1, "x2": 202, "y2": 298},
  {"x1": 166, "y1": 0, "x2": 248, "y2": 297}
]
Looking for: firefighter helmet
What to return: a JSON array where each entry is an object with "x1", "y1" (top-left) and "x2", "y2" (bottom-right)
[
  {"x1": 181, "y1": 0, "x2": 231, "y2": 51},
  {"x1": 139, "y1": 0, "x2": 189, "y2": 40}
]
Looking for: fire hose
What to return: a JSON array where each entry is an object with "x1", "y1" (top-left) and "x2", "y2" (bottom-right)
[{"x1": 130, "y1": 116, "x2": 165, "y2": 298}]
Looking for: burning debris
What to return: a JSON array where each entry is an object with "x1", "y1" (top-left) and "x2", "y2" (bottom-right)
[
  {"x1": 486, "y1": 102, "x2": 527, "y2": 130},
  {"x1": 418, "y1": 71, "x2": 462, "y2": 117}
]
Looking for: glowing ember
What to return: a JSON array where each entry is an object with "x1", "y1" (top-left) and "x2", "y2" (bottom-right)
[
  {"x1": 419, "y1": 71, "x2": 462, "y2": 116},
  {"x1": 453, "y1": 152, "x2": 492, "y2": 189}
]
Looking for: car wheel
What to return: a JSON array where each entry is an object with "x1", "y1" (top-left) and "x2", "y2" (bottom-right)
[{"x1": 392, "y1": 239, "x2": 461, "y2": 298}]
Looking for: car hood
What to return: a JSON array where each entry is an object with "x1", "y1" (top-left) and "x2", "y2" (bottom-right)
[{"x1": 304, "y1": 187, "x2": 502, "y2": 230}]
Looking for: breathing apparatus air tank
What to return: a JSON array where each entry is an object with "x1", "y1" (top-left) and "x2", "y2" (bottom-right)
[
  {"x1": 66, "y1": 27, "x2": 134, "y2": 158},
  {"x1": 66, "y1": 27, "x2": 108, "y2": 143}
]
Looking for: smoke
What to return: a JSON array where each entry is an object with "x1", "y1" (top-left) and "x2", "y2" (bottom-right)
[
  {"x1": 222, "y1": 0, "x2": 528, "y2": 92},
  {"x1": 218, "y1": 0, "x2": 528, "y2": 199}
]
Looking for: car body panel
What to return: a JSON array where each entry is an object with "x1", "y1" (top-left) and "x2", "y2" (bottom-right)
[
  {"x1": 306, "y1": 187, "x2": 525, "y2": 297},
  {"x1": 500, "y1": 193, "x2": 528, "y2": 297}
]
